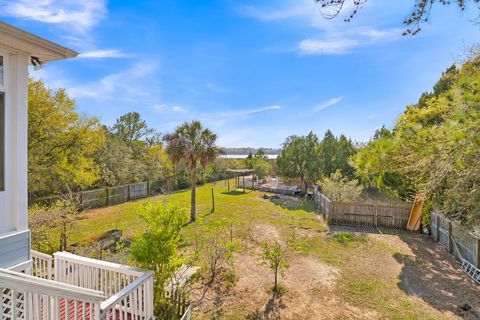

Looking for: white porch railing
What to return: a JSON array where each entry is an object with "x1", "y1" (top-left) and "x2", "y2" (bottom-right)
[
  {"x1": 53, "y1": 251, "x2": 154, "y2": 319},
  {"x1": 0, "y1": 268, "x2": 105, "y2": 320},
  {"x1": 1, "y1": 251, "x2": 155, "y2": 319},
  {"x1": 100, "y1": 272, "x2": 154, "y2": 319},
  {"x1": 31, "y1": 250, "x2": 53, "y2": 280}
]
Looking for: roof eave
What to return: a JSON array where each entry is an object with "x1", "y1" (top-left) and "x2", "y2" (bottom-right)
[{"x1": 0, "y1": 21, "x2": 78, "y2": 62}]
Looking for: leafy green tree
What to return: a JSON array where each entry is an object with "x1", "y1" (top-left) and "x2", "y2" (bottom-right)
[
  {"x1": 164, "y1": 121, "x2": 219, "y2": 222},
  {"x1": 244, "y1": 150, "x2": 272, "y2": 179},
  {"x1": 95, "y1": 112, "x2": 169, "y2": 186},
  {"x1": 350, "y1": 127, "x2": 413, "y2": 198},
  {"x1": 261, "y1": 241, "x2": 289, "y2": 294},
  {"x1": 130, "y1": 204, "x2": 188, "y2": 314},
  {"x1": 111, "y1": 111, "x2": 155, "y2": 144},
  {"x1": 335, "y1": 135, "x2": 356, "y2": 177},
  {"x1": 319, "y1": 170, "x2": 364, "y2": 202},
  {"x1": 277, "y1": 132, "x2": 321, "y2": 192},
  {"x1": 418, "y1": 64, "x2": 459, "y2": 107},
  {"x1": 317, "y1": 130, "x2": 356, "y2": 178},
  {"x1": 94, "y1": 134, "x2": 135, "y2": 186},
  {"x1": 352, "y1": 54, "x2": 480, "y2": 225},
  {"x1": 193, "y1": 223, "x2": 238, "y2": 282},
  {"x1": 252, "y1": 159, "x2": 272, "y2": 179},
  {"x1": 317, "y1": 130, "x2": 337, "y2": 177},
  {"x1": 29, "y1": 197, "x2": 79, "y2": 253},
  {"x1": 144, "y1": 145, "x2": 173, "y2": 181},
  {"x1": 28, "y1": 78, "x2": 105, "y2": 197}
]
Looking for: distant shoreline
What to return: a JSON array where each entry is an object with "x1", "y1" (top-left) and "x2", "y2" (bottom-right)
[{"x1": 219, "y1": 154, "x2": 278, "y2": 159}]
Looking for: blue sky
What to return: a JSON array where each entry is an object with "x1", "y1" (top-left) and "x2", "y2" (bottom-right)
[{"x1": 1, "y1": 0, "x2": 479, "y2": 148}]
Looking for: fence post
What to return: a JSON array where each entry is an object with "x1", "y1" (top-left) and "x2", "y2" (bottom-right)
[
  {"x1": 436, "y1": 214, "x2": 440, "y2": 243},
  {"x1": 448, "y1": 220, "x2": 453, "y2": 254},
  {"x1": 128, "y1": 184, "x2": 131, "y2": 201},
  {"x1": 475, "y1": 238, "x2": 480, "y2": 268},
  {"x1": 147, "y1": 180, "x2": 151, "y2": 196},
  {"x1": 374, "y1": 207, "x2": 378, "y2": 227},
  {"x1": 105, "y1": 187, "x2": 109, "y2": 206},
  {"x1": 211, "y1": 188, "x2": 215, "y2": 213}
]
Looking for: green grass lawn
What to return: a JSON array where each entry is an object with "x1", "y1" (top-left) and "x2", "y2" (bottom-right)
[{"x1": 61, "y1": 179, "x2": 319, "y2": 247}]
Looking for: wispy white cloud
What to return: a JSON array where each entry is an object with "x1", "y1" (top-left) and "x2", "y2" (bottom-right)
[
  {"x1": 298, "y1": 39, "x2": 358, "y2": 55},
  {"x1": 237, "y1": 4, "x2": 314, "y2": 22},
  {"x1": 200, "y1": 105, "x2": 283, "y2": 129},
  {"x1": 312, "y1": 97, "x2": 344, "y2": 112},
  {"x1": 151, "y1": 104, "x2": 284, "y2": 131},
  {"x1": 78, "y1": 49, "x2": 128, "y2": 59},
  {"x1": 172, "y1": 106, "x2": 188, "y2": 113},
  {"x1": 65, "y1": 60, "x2": 159, "y2": 100},
  {"x1": 237, "y1": 105, "x2": 283, "y2": 116},
  {"x1": 298, "y1": 26, "x2": 401, "y2": 55},
  {"x1": 153, "y1": 104, "x2": 189, "y2": 114},
  {"x1": 237, "y1": 0, "x2": 355, "y2": 30},
  {"x1": 0, "y1": 0, "x2": 107, "y2": 33},
  {"x1": 238, "y1": 1, "x2": 403, "y2": 56}
]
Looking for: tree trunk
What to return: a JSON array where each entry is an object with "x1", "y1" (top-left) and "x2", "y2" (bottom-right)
[
  {"x1": 274, "y1": 268, "x2": 278, "y2": 292},
  {"x1": 190, "y1": 166, "x2": 197, "y2": 222},
  {"x1": 60, "y1": 220, "x2": 67, "y2": 251}
]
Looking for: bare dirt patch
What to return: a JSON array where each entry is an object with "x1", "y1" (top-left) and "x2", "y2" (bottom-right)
[
  {"x1": 190, "y1": 249, "x2": 348, "y2": 320},
  {"x1": 190, "y1": 223, "x2": 480, "y2": 319},
  {"x1": 251, "y1": 224, "x2": 282, "y2": 243}
]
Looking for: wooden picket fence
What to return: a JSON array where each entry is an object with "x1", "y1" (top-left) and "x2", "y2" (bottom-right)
[
  {"x1": 30, "y1": 180, "x2": 160, "y2": 209},
  {"x1": 159, "y1": 288, "x2": 191, "y2": 320},
  {"x1": 313, "y1": 186, "x2": 412, "y2": 229},
  {"x1": 29, "y1": 172, "x2": 235, "y2": 210},
  {"x1": 431, "y1": 212, "x2": 480, "y2": 268}
]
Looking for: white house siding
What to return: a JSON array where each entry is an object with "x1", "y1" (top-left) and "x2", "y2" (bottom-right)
[
  {"x1": 0, "y1": 230, "x2": 30, "y2": 268},
  {"x1": 0, "y1": 51, "x2": 30, "y2": 269}
]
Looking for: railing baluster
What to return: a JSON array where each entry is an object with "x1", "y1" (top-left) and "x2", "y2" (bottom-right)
[
  {"x1": 82, "y1": 301, "x2": 86, "y2": 320},
  {"x1": 74, "y1": 301, "x2": 78, "y2": 320}
]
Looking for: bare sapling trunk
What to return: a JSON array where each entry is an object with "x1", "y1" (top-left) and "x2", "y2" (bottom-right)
[
  {"x1": 191, "y1": 166, "x2": 197, "y2": 222},
  {"x1": 274, "y1": 266, "x2": 278, "y2": 291},
  {"x1": 60, "y1": 218, "x2": 67, "y2": 251},
  {"x1": 301, "y1": 175, "x2": 307, "y2": 194}
]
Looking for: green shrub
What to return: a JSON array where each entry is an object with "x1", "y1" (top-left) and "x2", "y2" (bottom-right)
[{"x1": 319, "y1": 170, "x2": 364, "y2": 202}]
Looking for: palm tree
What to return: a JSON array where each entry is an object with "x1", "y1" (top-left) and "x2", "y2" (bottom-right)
[{"x1": 164, "y1": 121, "x2": 218, "y2": 222}]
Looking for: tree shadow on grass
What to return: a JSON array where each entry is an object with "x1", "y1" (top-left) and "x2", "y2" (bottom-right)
[
  {"x1": 328, "y1": 225, "x2": 406, "y2": 236},
  {"x1": 327, "y1": 225, "x2": 480, "y2": 318},
  {"x1": 268, "y1": 195, "x2": 316, "y2": 213},
  {"x1": 246, "y1": 293, "x2": 286, "y2": 320},
  {"x1": 393, "y1": 233, "x2": 480, "y2": 319},
  {"x1": 221, "y1": 190, "x2": 251, "y2": 196}
]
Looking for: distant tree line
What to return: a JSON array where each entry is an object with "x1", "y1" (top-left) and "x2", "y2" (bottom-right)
[{"x1": 220, "y1": 147, "x2": 281, "y2": 155}]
